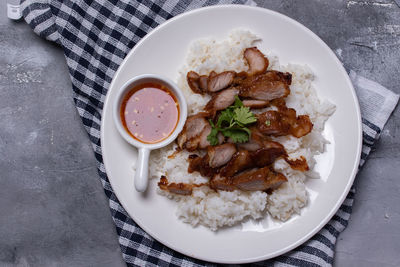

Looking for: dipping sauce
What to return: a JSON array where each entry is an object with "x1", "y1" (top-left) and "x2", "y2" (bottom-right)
[{"x1": 120, "y1": 83, "x2": 179, "y2": 144}]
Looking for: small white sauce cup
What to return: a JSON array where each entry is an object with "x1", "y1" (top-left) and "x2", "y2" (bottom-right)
[{"x1": 113, "y1": 74, "x2": 187, "y2": 192}]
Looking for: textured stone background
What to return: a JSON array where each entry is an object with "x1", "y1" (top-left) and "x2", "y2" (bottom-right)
[{"x1": 1, "y1": 0, "x2": 399, "y2": 266}]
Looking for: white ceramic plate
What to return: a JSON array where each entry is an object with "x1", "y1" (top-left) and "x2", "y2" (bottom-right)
[{"x1": 101, "y1": 5, "x2": 362, "y2": 264}]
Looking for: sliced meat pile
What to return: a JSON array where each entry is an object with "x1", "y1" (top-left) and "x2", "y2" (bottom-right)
[{"x1": 159, "y1": 46, "x2": 313, "y2": 196}]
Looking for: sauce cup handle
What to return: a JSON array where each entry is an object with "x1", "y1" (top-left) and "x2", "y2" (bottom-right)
[{"x1": 134, "y1": 148, "x2": 150, "y2": 192}]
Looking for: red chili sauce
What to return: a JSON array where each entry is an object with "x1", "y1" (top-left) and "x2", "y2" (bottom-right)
[{"x1": 120, "y1": 83, "x2": 179, "y2": 144}]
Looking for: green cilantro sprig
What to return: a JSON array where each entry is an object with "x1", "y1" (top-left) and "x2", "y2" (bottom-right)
[{"x1": 207, "y1": 96, "x2": 257, "y2": 145}]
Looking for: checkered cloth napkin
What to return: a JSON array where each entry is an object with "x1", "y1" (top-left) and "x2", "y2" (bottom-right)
[{"x1": 21, "y1": 0, "x2": 399, "y2": 266}]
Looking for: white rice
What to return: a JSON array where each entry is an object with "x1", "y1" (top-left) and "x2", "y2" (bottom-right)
[{"x1": 148, "y1": 29, "x2": 336, "y2": 230}]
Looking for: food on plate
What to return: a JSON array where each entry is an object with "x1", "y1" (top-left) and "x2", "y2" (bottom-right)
[
  {"x1": 165, "y1": 50, "x2": 311, "y2": 193},
  {"x1": 120, "y1": 82, "x2": 179, "y2": 143},
  {"x1": 148, "y1": 30, "x2": 336, "y2": 230}
]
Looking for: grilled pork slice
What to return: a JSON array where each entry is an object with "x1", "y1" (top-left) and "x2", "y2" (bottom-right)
[
  {"x1": 237, "y1": 71, "x2": 292, "y2": 102},
  {"x1": 177, "y1": 113, "x2": 209, "y2": 151},
  {"x1": 257, "y1": 110, "x2": 290, "y2": 136},
  {"x1": 219, "y1": 150, "x2": 253, "y2": 177},
  {"x1": 207, "y1": 71, "x2": 236, "y2": 92},
  {"x1": 187, "y1": 71, "x2": 202, "y2": 94},
  {"x1": 237, "y1": 127, "x2": 272, "y2": 151},
  {"x1": 158, "y1": 176, "x2": 207, "y2": 196},
  {"x1": 232, "y1": 167, "x2": 287, "y2": 191},
  {"x1": 209, "y1": 71, "x2": 217, "y2": 79},
  {"x1": 210, "y1": 167, "x2": 287, "y2": 192},
  {"x1": 205, "y1": 88, "x2": 239, "y2": 115},
  {"x1": 244, "y1": 47, "x2": 269, "y2": 75},
  {"x1": 263, "y1": 70, "x2": 292, "y2": 84},
  {"x1": 242, "y1": 99, "x2": 270, "y2": 109},
  {"x1": 285, "y1": 156, "x2": 309, "y2": 171},
  {"x1": 188, "y1": 154, "x2": 216, "y2": 178},
  {"x1": 207, "y1": 143, "x2": 237, "y2": 168},
  {"x1": 251, "y1": 145, "x2": 286, "y2": 167},
  {"x1": 209, "y1": 174, "x2": 236, "y2": 191},
  {"x1": 239, "y1": 80, "x2": 289, "y2": 101},
  {"x1": 236, "y1": 71, "x2": 292, "y2": 88},
  {"x1": 291, "y1": 115, "x2": 314, "y2": 138},
  {"x1": 198, "y1": 75, "x2": 208, "y2": 91},
  {"x1": 158, "y1": 176, "x2": 194, "y2": 195},
  {"x1": 257, "y1": 109, "x2": 313, "y2": 138},
  {"x1": 197, "y1": 124, "x2": 212, "y2": 149},
  {"x1": 188, "y1": 144, "x2": 236, "y2": 176}
]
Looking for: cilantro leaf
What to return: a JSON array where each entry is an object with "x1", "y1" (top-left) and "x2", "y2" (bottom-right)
[
  {"x1": 207, "y1": 120, "x2": 219, "y2": 146},
  {"x1": 221, "y1": 128, "x2": 249, "y2": 143},
  {"x1": 233, "y1": 95, "x2": 244, "y2": 108},
  {"x1": 233, "y1": 106, "x2": 257, "y2": 125},
  {"x1": 206, "y1": 96, "x2": 257, "y2": 145},
  {"x1": 217, "y1": 108, "x2": 234, "y2": 128},
  {"x1": 241, "y1": 126, "x2": 252, "y2": 136}
]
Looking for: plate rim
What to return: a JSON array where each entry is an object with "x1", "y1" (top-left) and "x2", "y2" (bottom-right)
[{"x1": 101, "y1": 5, "x2": 363, "y2": 263}]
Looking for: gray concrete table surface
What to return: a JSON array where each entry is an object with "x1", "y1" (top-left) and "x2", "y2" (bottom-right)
[{"x1": 1, "y1": 0, "x2": 399, "y2": 266}]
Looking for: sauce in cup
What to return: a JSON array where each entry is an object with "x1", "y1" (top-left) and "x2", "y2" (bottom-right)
[{"x1": 120, "y1": 83, "x2": 179, "y2": 144}]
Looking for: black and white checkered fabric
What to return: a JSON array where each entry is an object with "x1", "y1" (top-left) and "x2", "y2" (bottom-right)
[{"x1": 21, "y1": 0, "x2": 398, "y2": 266}]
